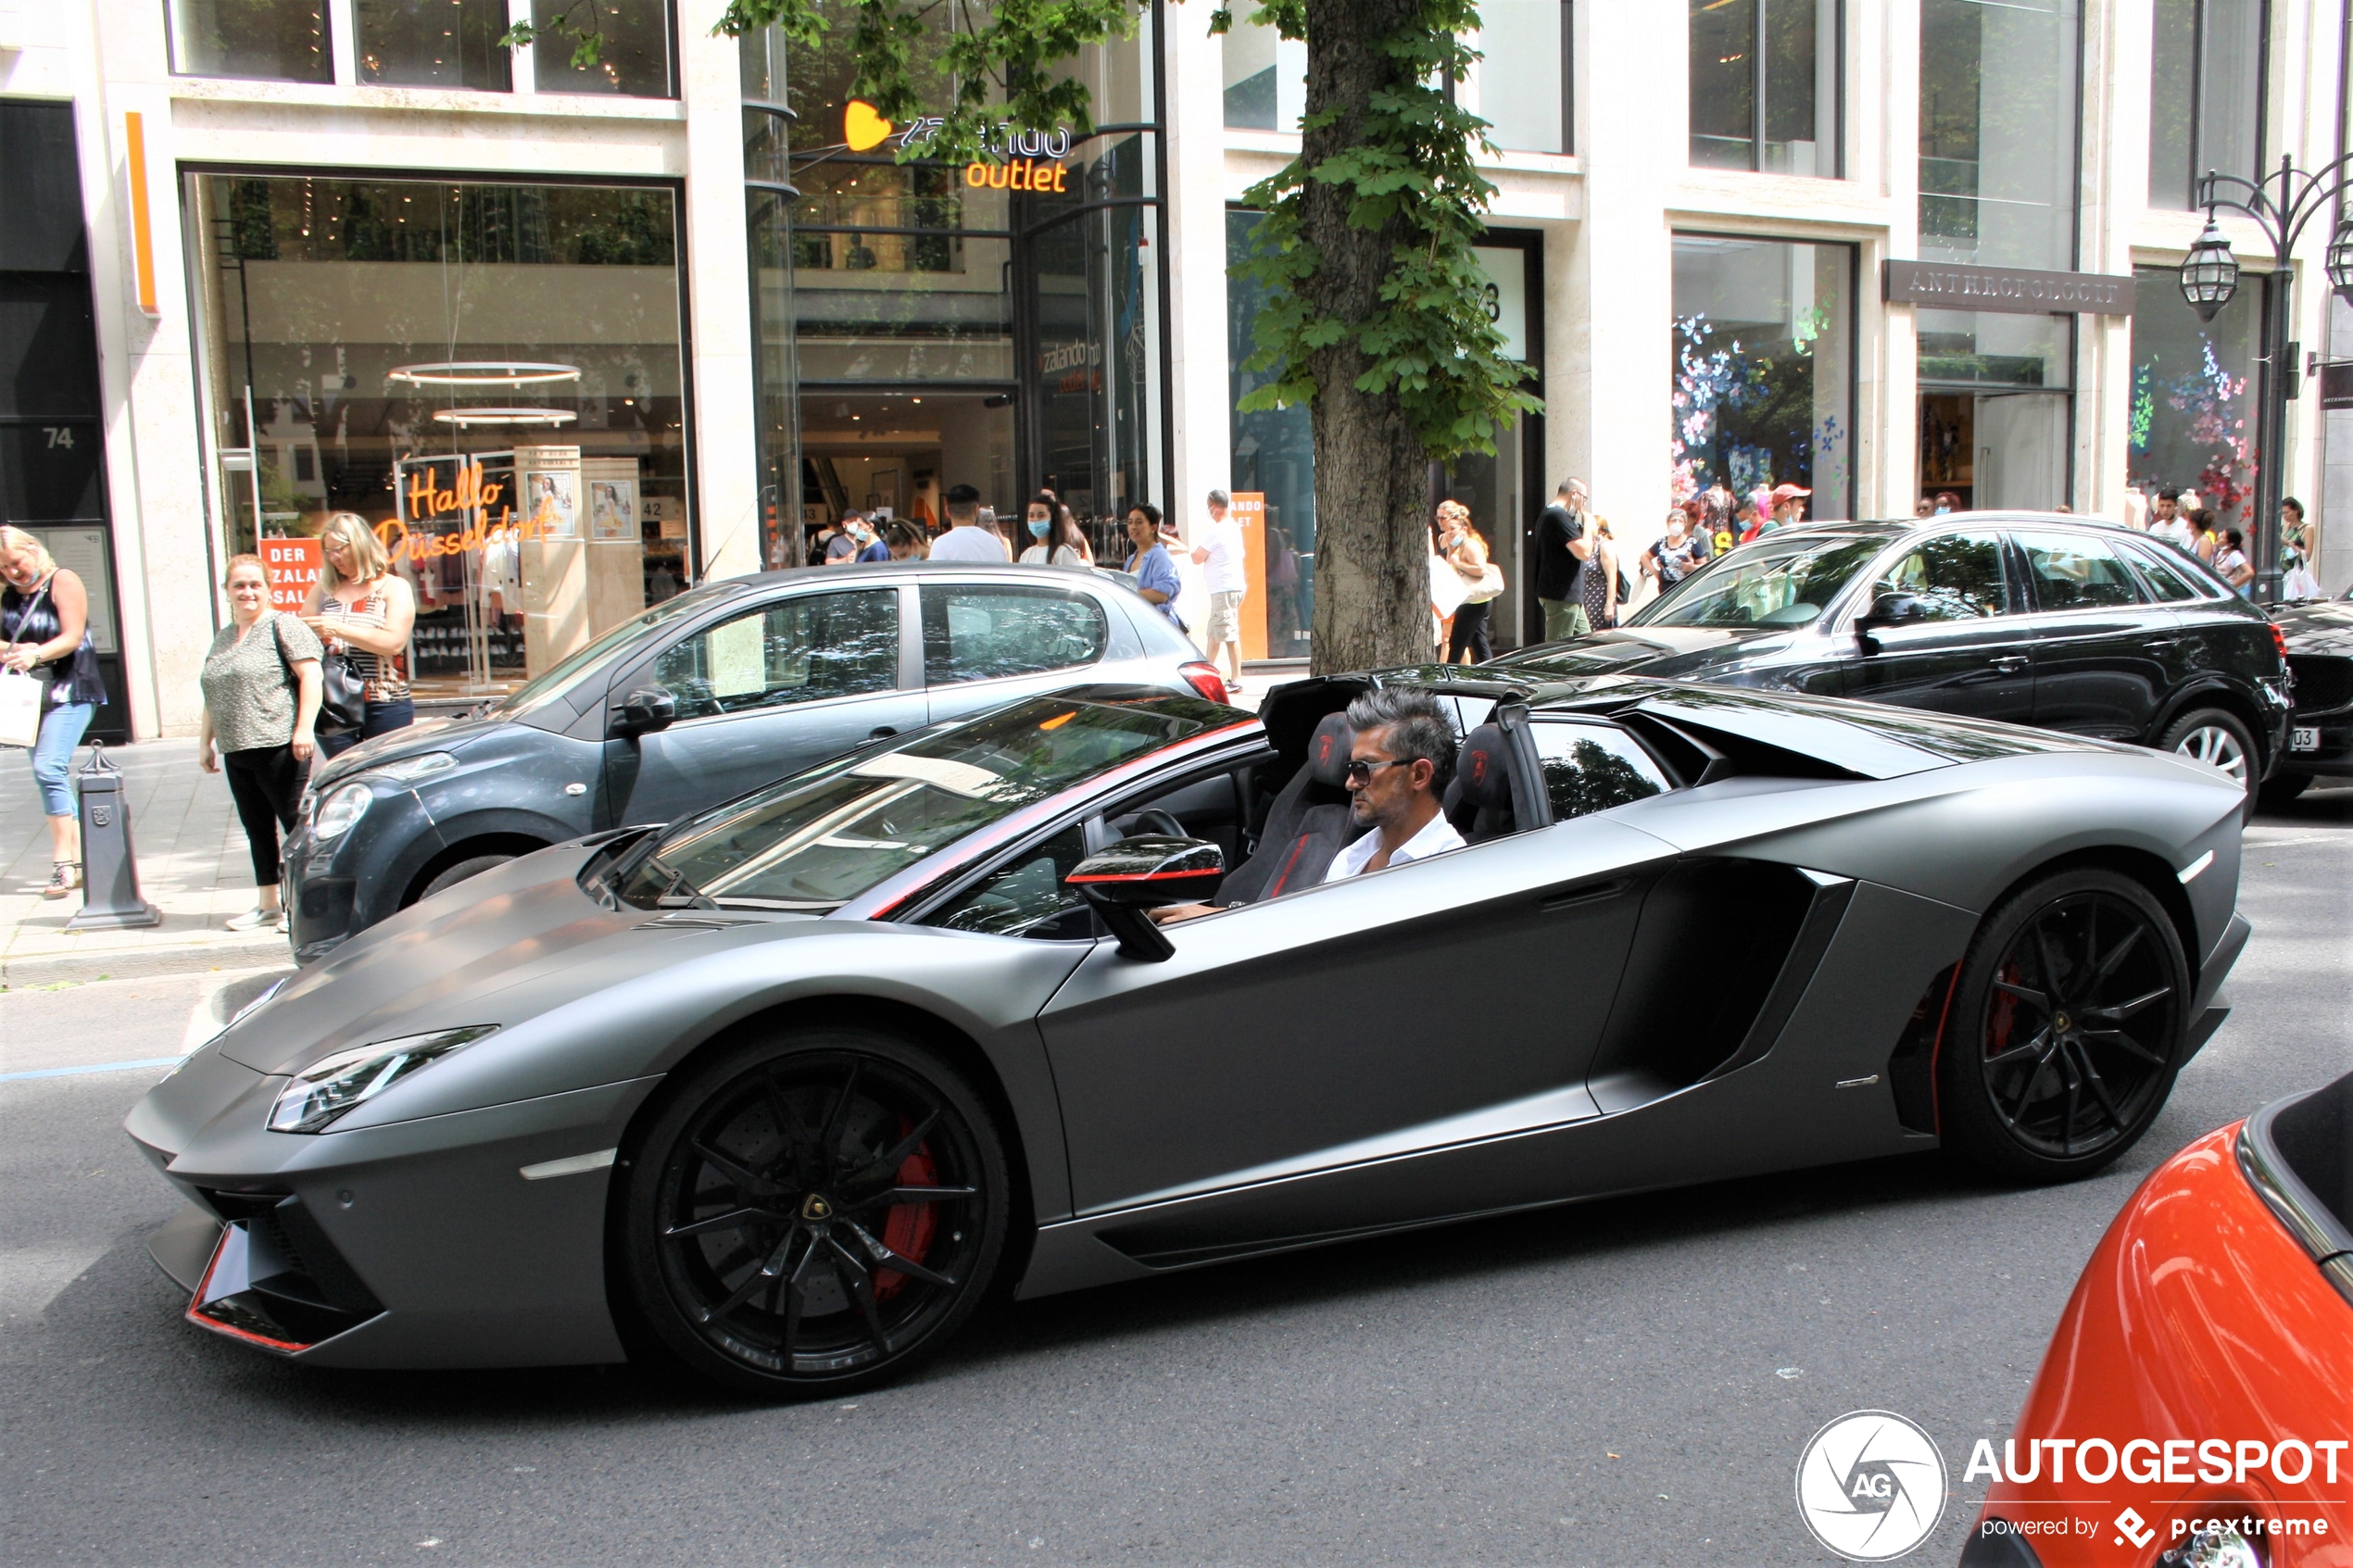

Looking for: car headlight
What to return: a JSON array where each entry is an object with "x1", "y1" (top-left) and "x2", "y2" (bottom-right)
[
  {"x1": 311, "y1": 781, "x2": 375, "y2": 840},
  {"x1": 267, "y1": 1025, "x2": 498, "y2": 1134}
]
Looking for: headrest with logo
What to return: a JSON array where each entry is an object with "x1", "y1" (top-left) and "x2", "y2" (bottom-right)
[
  {"x1": 1454, "y1": 724, "x2": 1515, "y2": 809},
  {"x1": 1307, "y1": 712, "x2": 1355, "y2": 787}
]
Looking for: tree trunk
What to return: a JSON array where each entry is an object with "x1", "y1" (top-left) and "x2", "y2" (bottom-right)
[{"x1": 1301, "y1": 0, "x2": 1435, "y2": 674}]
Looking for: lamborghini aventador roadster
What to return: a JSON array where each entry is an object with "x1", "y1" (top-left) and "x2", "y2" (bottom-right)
[{"x1": 127, "y1": 671, "x2": 2250, "y2": 1395}]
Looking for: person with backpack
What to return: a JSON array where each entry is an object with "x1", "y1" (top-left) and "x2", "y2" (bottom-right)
[{"x1": 199, "y1": 554, "x2": 323, "y2": 932}]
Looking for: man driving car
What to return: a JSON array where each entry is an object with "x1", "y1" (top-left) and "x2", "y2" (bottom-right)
[{"x1": 1152, "y1": 687, "x2": 1464, "y2": 922}]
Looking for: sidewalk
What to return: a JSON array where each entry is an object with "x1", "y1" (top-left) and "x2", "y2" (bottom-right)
[{"x1": 0, "y1": 739, "x2": 293, "y2": 987}]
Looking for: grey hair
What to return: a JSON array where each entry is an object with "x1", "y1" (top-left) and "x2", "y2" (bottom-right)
[
  {"x1": 1207, "y1": 488, "x2": 1230, "y2": 508},
  {"x1": 1559, "y1": 478, "x2": 1588, "y2": 499},
  {"x1": 1345, "y1": 685, "x2": 1455, "y2": 790}
]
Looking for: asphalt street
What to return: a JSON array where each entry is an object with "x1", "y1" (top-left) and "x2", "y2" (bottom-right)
[{"x1": 3, "y1": 786, "x2": 2349, "y2": 1568}]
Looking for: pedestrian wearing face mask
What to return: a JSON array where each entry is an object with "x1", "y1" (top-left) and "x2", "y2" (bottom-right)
[
  {"x1": 853, "y1": 517, "x2": 891, "y2": 562},
  {"x1": 1019, "y1": 494, "x2": 1092, "y2": 565}
]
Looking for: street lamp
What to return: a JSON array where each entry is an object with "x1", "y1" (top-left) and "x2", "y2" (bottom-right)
[{"x1": 2173, "y1": 154, "x2": 2353, "y2": 601}]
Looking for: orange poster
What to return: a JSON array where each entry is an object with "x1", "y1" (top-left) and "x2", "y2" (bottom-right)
[
  {"x1": 260, "y1": 536, "x2": 321, "y2": 615},
  {"x1": 1230, "y1": 492, "x2": 1267, "y2": 661}
]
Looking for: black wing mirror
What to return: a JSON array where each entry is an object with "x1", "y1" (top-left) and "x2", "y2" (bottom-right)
[
  {"x1": 1856, "y1": 592, "x2": 1927, "y2": 645},
  {"x1": 610, "y1": 685, "x2": 677, "y2": 738},
  {"x1": 1064, "y1": 834, "x2": 1225, "y2": 962}
]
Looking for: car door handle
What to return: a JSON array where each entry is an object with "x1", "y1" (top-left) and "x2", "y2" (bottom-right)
[
  {"x1": 1540, "y1": 876, "x2": 1634, "y2": 913},
  {"x1": 869, "y1": 726, "x2": 899, "y2": 739},
  {"x1": 1990, "y1": 655, "x2": 2030, "y2": 673}
]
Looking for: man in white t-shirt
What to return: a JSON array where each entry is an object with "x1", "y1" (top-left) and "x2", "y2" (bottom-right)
[
  {"x1": 926, "y1": 483, "x2": 1010, "y2": 562},
  {"x1": 1190, "y1": 489, "x2": 1248, "y2": 691},
  {"x1": 2147, "y1": 487, "x2": 2199, "y2": 553}
]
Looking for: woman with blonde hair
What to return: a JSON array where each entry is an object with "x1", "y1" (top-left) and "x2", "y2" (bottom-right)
[
  {"x1": 300, "y1": 512, "x2": 416, "y2": 758},
  {"x1": 200, "y1": 554, "x2": 323, "y2": 930},
  {"x1": 1579, "y1": 512, "x2": 1622, "y2": 630},
  {"x1": 1, "y1": 523, "x2": 105, "y2": 896},
  {"x1": 1435, "y1": 500, "x2": 1498, "y2": 663}
]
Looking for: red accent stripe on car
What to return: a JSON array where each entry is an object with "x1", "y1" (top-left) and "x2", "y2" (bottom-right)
[
  {"x1": 1064, "y1": 866, "x2": 1223, "y2": 884},
  {"x1": 1265, "y1": 836, "x2": 1311, "y2": 897}
]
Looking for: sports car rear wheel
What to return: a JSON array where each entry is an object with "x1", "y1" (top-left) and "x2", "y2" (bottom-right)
[
  {"x1": 618, "y1": 1027, "x2": 1009, "y2": 1396},
  {"x1": 1938, "y1": 868, "x2": 2188, "y2": 1183}
]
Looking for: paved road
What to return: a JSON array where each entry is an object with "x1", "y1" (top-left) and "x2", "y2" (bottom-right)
[{"x1": 4, "y1": 788, "x2": 2349, "y2": 1568}]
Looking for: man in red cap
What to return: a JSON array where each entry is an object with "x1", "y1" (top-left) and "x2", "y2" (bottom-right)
[{"x1": 1769, "y1": 483, "x2": 1811, "y2": 532}]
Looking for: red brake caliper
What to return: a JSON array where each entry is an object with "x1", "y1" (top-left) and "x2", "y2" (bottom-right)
[{"x1": 875, "y1": 1118, "x2": 939, "y2": 1301}]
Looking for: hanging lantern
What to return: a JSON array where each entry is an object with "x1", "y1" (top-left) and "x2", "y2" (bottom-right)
[
  {"x1": 2179, "y1": 218, "x2": 2239, "y2": 321},
  {"x1": 2328, "y1": 219, "x2": 2353, "y2": 300}
]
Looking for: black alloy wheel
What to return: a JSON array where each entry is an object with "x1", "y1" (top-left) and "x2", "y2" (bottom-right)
[
  {"x1": 1938, "y1": 868, "x2": 2188, "y2": 1183},
  {"x1": 618, "y1": 1028, "x2": 1009, "y2": 1395}
]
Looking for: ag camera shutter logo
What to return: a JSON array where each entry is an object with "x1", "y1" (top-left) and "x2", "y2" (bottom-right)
[{"x1": 1795, "y1": 1411, "x2": 1949, "y2": 1561}]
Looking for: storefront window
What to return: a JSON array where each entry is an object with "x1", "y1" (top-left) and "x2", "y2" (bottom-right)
[
  {"x1": 358, "y1": 0, "x2": 512, "y2": 90},
  {"x1": 2149, "y1": 0, "x2": 2266, "y2": 209},
  {"x1": 1669, "y1": 235, "x2": 1854, "y2": 518},
  {"x1": 169, "y1": 0, "x2": 332, "y2": 82},
  {"x1": 530, "y1": 0, "x2": 675, "y2": 97},
  {"x1": 1688, "y1": 0, "x2": 1840, "y2": 176},
  {"x1": 2129, "y1": 265, "x2": 2262, "y2": 530},
  {"x1": 188, "y1": 173, "x2": 691, "y2": 697},
  {"x1": 783, "y1": 2, "x2": 1166, "y2": 558},
  {"x1": 1228, "y1": 208, "x2": 1315, "y2": 659}
]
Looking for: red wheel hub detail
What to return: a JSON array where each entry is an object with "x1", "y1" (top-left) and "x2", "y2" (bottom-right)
[{"x1": 875, "y1": 1123, "x2": 938, "y2": 1300}]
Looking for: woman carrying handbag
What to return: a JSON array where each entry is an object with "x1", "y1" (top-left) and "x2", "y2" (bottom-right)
[
  {"x1": 1, "y1": 524, "x2": 106, "y2": 898},
  {"x1": 1437, "y1": 500, "x2": 1504, "y2": 664},
  {"x1": 200, "y1": 555, "x2": 324, "y2": 932},
  {"x1": 301, "y1": 512, "x2": 415, "y2": 759}
]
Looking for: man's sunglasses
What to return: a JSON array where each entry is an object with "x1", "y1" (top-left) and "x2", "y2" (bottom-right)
[{"x1": 1343, "y1": 757, "x2": 1416, "y2": 785}]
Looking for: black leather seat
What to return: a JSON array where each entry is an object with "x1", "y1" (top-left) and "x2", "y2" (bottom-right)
[
  {"x1": 1216, "y1": 712, "x2": 1363, "y2": 905},
  {"x1": 1443, "y1": 723, "x2": 1527, "y2": 844}
]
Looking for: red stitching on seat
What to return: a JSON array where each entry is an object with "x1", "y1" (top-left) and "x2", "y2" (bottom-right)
[{"x1": 1265, "y1": 836, "x2": 1311, "y2": 897}]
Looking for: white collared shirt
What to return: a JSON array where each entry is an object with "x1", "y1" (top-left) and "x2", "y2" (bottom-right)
[{"x1": 1323, "y1": 808, "x2": 1467, "y2": 884}]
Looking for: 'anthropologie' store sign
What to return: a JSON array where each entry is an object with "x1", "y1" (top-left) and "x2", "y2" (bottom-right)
[{"x1": 1883, "y1": 260, "x2": 2134, "y2": 317}]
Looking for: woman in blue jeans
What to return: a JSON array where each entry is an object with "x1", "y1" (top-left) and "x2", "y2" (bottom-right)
[{"x1": 2, "y1": 525, "x2": 105, "y2": 897}]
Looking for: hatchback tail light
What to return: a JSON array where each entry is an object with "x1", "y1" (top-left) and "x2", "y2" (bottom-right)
[
  {"x1": 1179, "y1": 662, "x2": 1229, "y2": 704},
  {"x1": 2271, "y1": 621, "x2": 2291, "y2": 661}
]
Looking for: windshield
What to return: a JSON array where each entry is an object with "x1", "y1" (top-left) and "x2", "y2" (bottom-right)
[
  {"x1": 1631, "y1": 534, "x2": 1887, "y2": 630},
  {"x1": 495, "y1": 588, "x2": 738, "y2": 720},
  {"x1": 610, "y1": 691, "x2": 1229, "y2": 912}
]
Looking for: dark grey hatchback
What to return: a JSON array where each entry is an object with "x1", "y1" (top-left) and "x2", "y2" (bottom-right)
[
  {"x1": 281, "y1": 561, "x2": 1223, "y2": 964},
  {"x1": 1491, "y1": 512, "x2": 2292, "y2": 791}
]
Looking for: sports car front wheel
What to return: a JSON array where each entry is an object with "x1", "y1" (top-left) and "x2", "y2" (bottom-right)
[
  {"x1": 616, "y1": 1027, "x2": 1010, "y2": 1396},
  {"x1": 1938, "y1": 868, "x2": 2188, "y2": 1184}
]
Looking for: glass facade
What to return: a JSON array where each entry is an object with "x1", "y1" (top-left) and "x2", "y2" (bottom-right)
[
  {"x1": 783, "y1": 3, "x2": 1166, "y2": 557},
  {"x1": 529, "y1": 0, "x2": 676, "y2": 97},
  {"x1": 357, "y1": 0, "x2": 511, "y2": 90},
  {"x1": 1227, "y1": 208, "x2": 1315, "y2": 659},
  {"x1": 1222, "y1": 16, "x2": 1305, "y2": 132},
  {"x1": 1918, "y1": 0, "x2": 2079, "y2": 509},
  {"x1": 2128, "y1": 266, "x2": 2263, "y2": 530},
  {"x1": 743, "y1": 24, "x2": 799, "y2": 568},
  {"x1": 2149, "y1": 0, "x2": 2267, "y2": 210},
  {"x1": 1467, "y1": 1, "x2": 1571, "y2": 154},
  {"x1": 188, "y1": 173, "x2": 692, "y2": 695},
  {"x1": 1669, "y1": 235, "x2": 1855, "y2": 518},
  {"x1": 170, "y1": 0, "x2": 333, "y2": 82},
  {"x1": 1688, "y1": 0, "x2": 1841, "y2": 176}
]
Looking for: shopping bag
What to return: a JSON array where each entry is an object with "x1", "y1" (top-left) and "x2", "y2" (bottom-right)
[
  {"x1": 2284, "y1": 563, "x2": 2323, "y2": 601},
  {"x1": 0, "y1": 669, "x2": 42, "y2": 748},
  {"x1": 1428, "y1": 553, "x2": 1469, "y2": 618}
]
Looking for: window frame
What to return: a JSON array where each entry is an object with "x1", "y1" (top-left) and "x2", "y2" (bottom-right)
[
  {"x1": 640, "y1": 583, "x2": 911, "y2": 723},
  {"x1": 2008, "y1": 528, "x2": 2154, "y2": 616},
  {"x1": 1867, "y1": 528, "x2": 2022, "y2": 622},
  {"x1": 1686, "y1": 0, "x2": 1845, "y2": 179},
  {"x1": 2149, "y1": 0, "x2": 2271, "y2": 208},
  {"x1": 1525, "y1": 716, "x2": 1680, "y2": 821},
  {"x1": 918, "y1": 580, "x2": 1113, "y2": 691}
]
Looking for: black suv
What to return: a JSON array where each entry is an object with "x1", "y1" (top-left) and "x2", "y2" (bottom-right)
[
  {"x1": 2266, "y1": 596, "x2": 2353, "y2": 805},
  {"x1": 1491, "y1": 513, "x2": 2292, "y2": 794}
]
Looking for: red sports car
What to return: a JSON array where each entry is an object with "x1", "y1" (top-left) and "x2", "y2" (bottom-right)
[{"x1": 1964, "y1": 1073, "x2": 2353, "y2": 1566}]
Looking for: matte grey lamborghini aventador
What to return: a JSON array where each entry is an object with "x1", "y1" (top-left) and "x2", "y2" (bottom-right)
[{"x1": 128, "y1": 671, "x2": 2250, "y2": 1394}]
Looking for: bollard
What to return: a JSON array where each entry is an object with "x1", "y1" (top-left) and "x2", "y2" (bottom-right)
[{"x1": 66, "y1": 742, "x2": 162, "y2": 931}]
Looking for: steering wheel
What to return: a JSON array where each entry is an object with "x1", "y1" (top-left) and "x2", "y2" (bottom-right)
[{"x1": 1126, "y1": 809, "x2": 1189, "y2": 840}]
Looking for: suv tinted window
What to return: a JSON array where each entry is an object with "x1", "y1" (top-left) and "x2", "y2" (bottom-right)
[
  {"x1": 1531, "y1": 721, "x2": 1670, "y2": 820},
  {"x1": 2017, "y1": 532, "x2": 2145, "y2": 610},
  {"x1": 923, "y1": 584, "x2": 1108, "y2": 685},
  {"x1": 2128, "y1": 545, "x2": 2212, "y2": 603},
  {"x1": 652, "y1": 590, "x2": 899, "y2": 718},
  {"x1": 1871, "y1": 533, "x2": 2013, "y2": 620}
]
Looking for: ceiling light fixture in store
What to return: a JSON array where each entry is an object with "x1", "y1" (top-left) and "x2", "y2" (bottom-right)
[
  {"x1": 390, "y1": 361, "x2": 583, "y2": 388},
  {"x1": 431, "y1": 408, "x2": 580, "y2": 429}
]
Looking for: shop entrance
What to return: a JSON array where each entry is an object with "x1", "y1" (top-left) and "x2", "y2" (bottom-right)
[
  {"x1": 1918, "y1": 392, "x2": 2070, "y2": 511},
  {"x1": 796, "y1": 389, "x2": 1017, "y2": 552}
]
